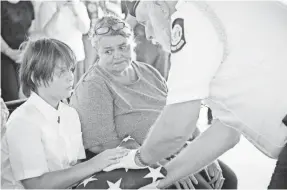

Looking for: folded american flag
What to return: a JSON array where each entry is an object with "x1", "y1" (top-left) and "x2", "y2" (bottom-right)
[
  {"x1": 75, "y1": 166, "x2": 167, "y2": 189},
  {"x1": 76, "y1": 136, "x2": 167, "y2": 189}
]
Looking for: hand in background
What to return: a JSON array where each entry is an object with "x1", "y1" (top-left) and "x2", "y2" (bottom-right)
[{"x1": 207, "y1": 160, "x2": 225, "y2": 189}]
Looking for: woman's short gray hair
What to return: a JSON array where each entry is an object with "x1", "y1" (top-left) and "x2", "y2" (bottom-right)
[
  {"x1": 19, "y1": 38, "x2": 76, "y2": 97},
  {"x1": 89, "y1": 15, "x2": 135, "y2": 48}
]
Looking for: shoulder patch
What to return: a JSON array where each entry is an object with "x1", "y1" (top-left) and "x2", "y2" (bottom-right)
[{"x1": 171, "y1": 18, "x2": 186, "y2": 53}]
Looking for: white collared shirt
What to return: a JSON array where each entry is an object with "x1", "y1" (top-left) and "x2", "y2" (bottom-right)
[
  {"x1": 1, "y1": 92, "x2": 86, "y2": 189},
  {"x1": 167, "y1": 1, "x2": 287, "y2": 158}
]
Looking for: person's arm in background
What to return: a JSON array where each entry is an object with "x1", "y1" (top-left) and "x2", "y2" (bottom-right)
[
  {"x1": 38, "y1": 2, "x2": 63, "y2": 37},
  {"x1": 1, "y1": 35, "x2": 21, "y2": 63},
  {"x1": 27, "y1": 0, "x2": 35, "y2": 35},
  {"x1": 69, "y1": 1, "x2": 90, "y2": 34}
]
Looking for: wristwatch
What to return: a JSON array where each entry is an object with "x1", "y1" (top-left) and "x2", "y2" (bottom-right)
[{"x1": 135, "y1": 149, "x2": 149, "y2": 167}]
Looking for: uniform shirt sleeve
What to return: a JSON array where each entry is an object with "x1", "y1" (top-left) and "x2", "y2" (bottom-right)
[
  {"x1": 70, "y1": 79, "x2": 119, "y2": 149},
  {"x1": 167, "y1": 3, "x2": 224, "y2": 105},
  {"x1": 6, "y1": 118, "x2": 49, "y2": 181}
]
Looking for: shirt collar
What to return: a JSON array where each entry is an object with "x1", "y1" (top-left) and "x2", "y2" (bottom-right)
[
  {"x1": 29, "y1": 92, "x2": 61, "y2": 123},
  {"x1": 175, "y1": 0, "x2": 185, "y2": 10}
]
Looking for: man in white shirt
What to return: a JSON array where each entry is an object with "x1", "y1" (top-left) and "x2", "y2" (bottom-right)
[{"x1": 107, "y1": 1, "x2": 287, "y2": 188}]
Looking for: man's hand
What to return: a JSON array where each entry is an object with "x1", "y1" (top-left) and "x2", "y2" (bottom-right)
[
  {"x1": 207, "y1": 160, "x2": 225, "y2": 189},
  {"x1": 103, "y1": 149, "x2": 147, "y2": 172},
  {"x1": 173, "y1": 174, "x2": 198, "y2": 189}
]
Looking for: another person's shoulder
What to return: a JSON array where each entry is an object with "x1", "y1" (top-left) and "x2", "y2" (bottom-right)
[
  {"x1": 74, "y1": 66, "x2": 111, "y2": 92},
  {"x1": 71, "y1": 66, "x2": 112, "y2": 105}
]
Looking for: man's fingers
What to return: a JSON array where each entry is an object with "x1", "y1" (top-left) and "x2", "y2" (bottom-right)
[
  {"x1": 218, "y1": 178, "x2": 225, "y2": 189},
  {"x1": 215, "y1": 177, "x2": 225, "y2": 189},
  {"x1": 185, "y1": 178, "x2": 195, "y2": 189},
  {"x1": 180, "y1": 180, "x2": 189, "y2": 189},
  {"x1": 189, "y1": 175, "x2": 198, "y2": 185},
  {"x1": 209, "y1": 170, "x2": 220, "y2": 184},
  {"x1": 174, "y1": 182, "x2": 181, "y2": 189},
  {"x1": 208, "y1": 167, "x2": 215, "y2": 177}
]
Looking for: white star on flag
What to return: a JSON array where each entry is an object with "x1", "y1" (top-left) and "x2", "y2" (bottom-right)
[
  {"x1": 144, "y1": 167, "x2": 165, "y2": 182},
  {"x1": 186, "y1": 140, "x2": 192, "y2": 145},
  {"x1": 107, "y1": 178, "x2": 122, "y2": 189},
  {"x1": 77, "y1": 175, "x2": 97, "y2": 187},
  {"x1": 122, "y1": 135, "x2": 134, "y2": 142},
  {"x1": 125, "y1": 168, "x2": 129, "y2": 172}
]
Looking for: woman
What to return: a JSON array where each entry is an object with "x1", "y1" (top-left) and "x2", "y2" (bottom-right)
[
  {"x1": 1, "y1": 0, "x2": 35, "y2": 101},
  {"x1": 38, "y1": 0, "x2": 90, "y2": 85},
  {"x1": 70, "y1": 16, "x2": 237, "y2": 189},
  {"x1": 70, "y1": 15, "x2": 168, "y2": 155},
  {"x1": 1, "y1": 38, "x2": 128, "y2": 189}
]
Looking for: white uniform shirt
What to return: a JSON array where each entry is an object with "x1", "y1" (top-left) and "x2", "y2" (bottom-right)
[
  {"x1": 1, "y1": 92, "x2": 86, "y2": 189},
  {"x1": 167, "y1": 0, "x2": 287, "y2": 158}
]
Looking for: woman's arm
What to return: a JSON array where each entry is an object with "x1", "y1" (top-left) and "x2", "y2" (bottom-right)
[
  {"x1": 69, "y1": 2, "x2": 90, "y2": 34},
  {"x1": 38, "y1": 2, "x2": 63, "y2": 36},
  {"x1": 1, "y1": 35, "x2": 21, "y2": 63}
]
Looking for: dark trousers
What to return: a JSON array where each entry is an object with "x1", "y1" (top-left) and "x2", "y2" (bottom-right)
[
  {"x1": 1, "y1": 54, "x2": 19, "y2": 101},
  {"x1": 268, "y1": 143, "x2": 287, "y2": 189}
]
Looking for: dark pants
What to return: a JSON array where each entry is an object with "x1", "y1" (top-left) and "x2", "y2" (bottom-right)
[
  {"x1": 168, "y1": 160, "x2": 237, "y2": 189},
  {"x1": 268, "y1": 143, "x2": 287, "y2": 189},
  {"x1": 1, "y1": 54, "x2": 19, "y2": 101}
]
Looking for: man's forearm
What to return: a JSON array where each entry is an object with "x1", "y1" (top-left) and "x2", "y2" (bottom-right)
[
  {"x1": 160, "y1": 119, "x2": 240, "y2": 187},
  {"x1": 140, "y1": 100, "x2": 201, "y2": 165}
]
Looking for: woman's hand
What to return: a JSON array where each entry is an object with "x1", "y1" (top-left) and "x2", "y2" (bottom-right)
[
  {"x1": 90, "y1": 147, "x2": 129, "y2": 172},
  {"x1": 207, "y1": 160, "x2": 225, "y2": 189}
]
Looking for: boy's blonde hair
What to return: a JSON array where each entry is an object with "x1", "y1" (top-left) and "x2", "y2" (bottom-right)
[{"x1": 19, "y1": 38, "x2": 76, "y2": 97}]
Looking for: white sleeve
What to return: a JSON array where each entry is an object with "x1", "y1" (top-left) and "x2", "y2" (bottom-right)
[
  {"x1": 167, "y1": 4, "x2": 224, "y2": 105},
  {"x1": 6, "y1": 119, "x2": 49, "y2": 181},
  {"x1": 38, "y1": 2, "x2": 57, "y2": 30}
]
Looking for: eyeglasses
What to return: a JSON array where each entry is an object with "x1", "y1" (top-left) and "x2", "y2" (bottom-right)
[{"x1": 95, "y1": 22, "x2": 126, "y2": 35}]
